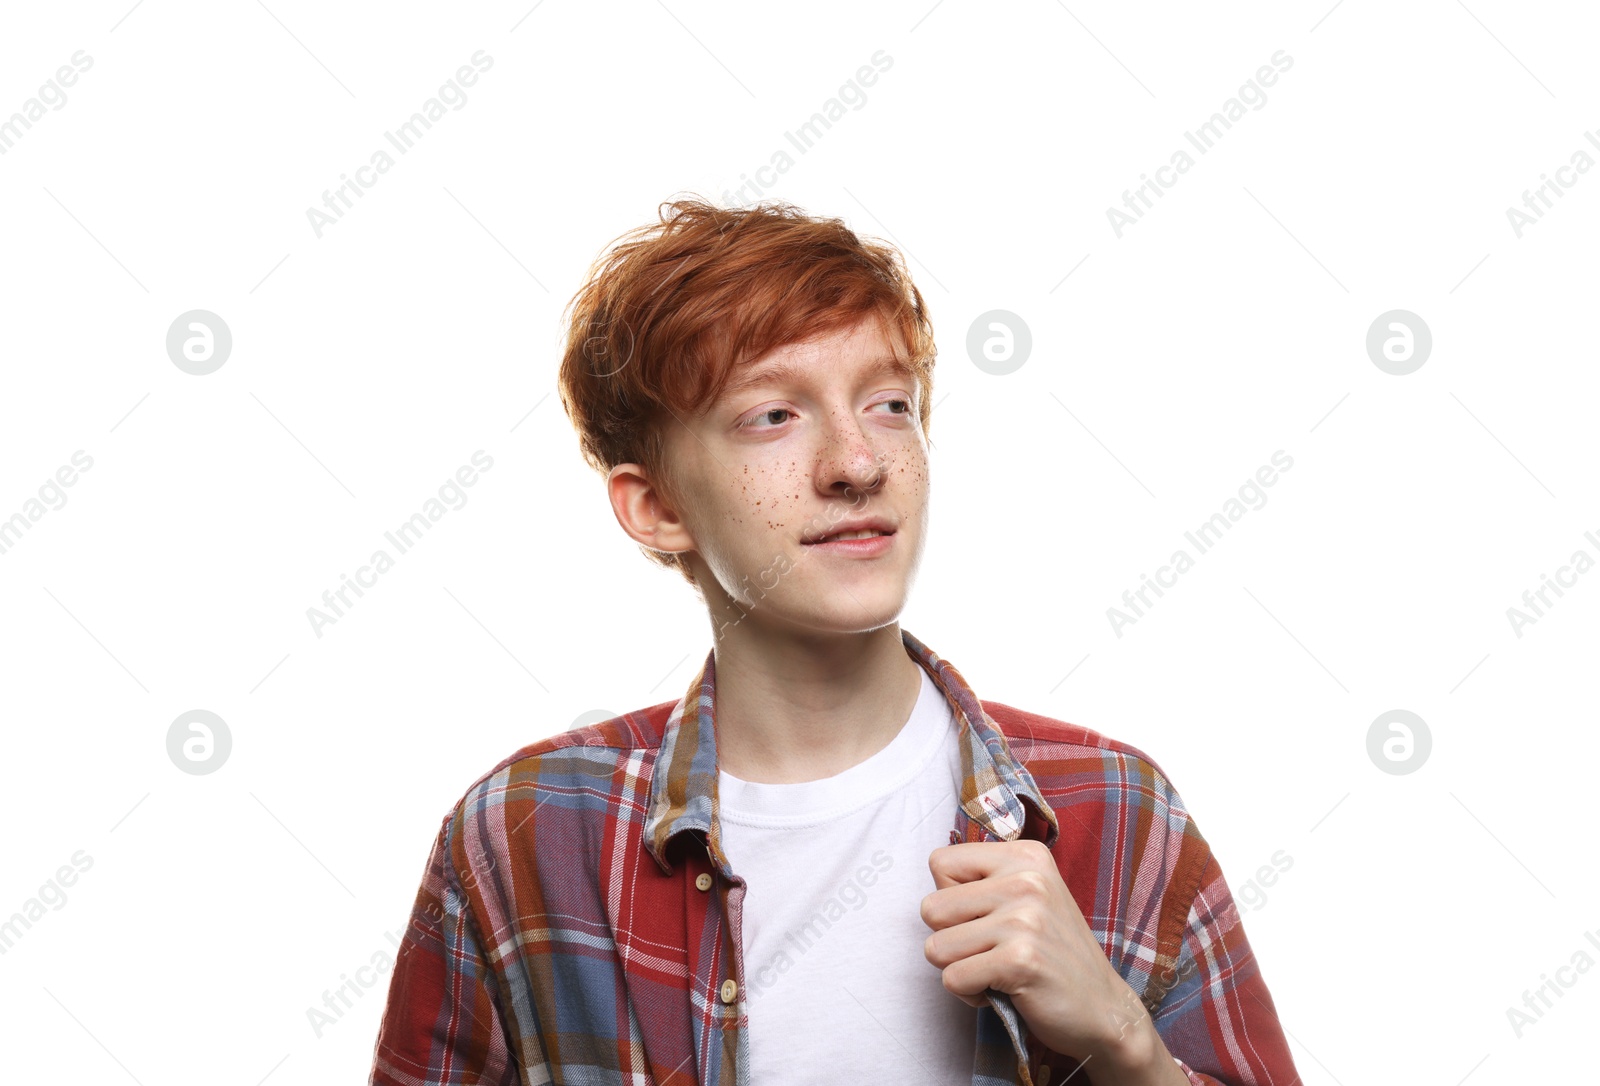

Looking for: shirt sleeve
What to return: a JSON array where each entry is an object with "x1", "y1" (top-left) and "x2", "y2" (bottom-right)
[
  {"x1": 370, "y1": 814, "x2": 518, "y2": 1086},
  {"x1": 1149, "y1": 848, "x2": 1298, "y2": 1085}
]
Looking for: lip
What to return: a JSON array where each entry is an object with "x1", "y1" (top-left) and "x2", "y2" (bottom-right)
[
  {"x1": 800, "y1": 529, "x2": 895, "y2": 557},
  {"x1": 802, "y1": 515, "x2": 896, "y2": 545}
]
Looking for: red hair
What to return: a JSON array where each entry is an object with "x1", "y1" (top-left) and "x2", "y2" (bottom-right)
[{"x1": 556, "y1": 195, "x2": 937, "y2": 587}]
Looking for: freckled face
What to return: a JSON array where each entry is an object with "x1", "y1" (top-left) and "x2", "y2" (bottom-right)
[{"x1": 665, "y1": 313, "x2": 931, "y2": 635}]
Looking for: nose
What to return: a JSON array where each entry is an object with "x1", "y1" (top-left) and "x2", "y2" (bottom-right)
[{"x1": 818, "y1": 411, "x2": 887, "y2": 499}]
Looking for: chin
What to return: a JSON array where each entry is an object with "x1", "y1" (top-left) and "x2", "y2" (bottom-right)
[{"x1": 809, "y1": 588, "x2": 909, "y2": 629}]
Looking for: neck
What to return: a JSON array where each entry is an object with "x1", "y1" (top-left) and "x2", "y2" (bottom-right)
[{"x1": 708, "y1": 621, "x2": 923, "y2": 784}]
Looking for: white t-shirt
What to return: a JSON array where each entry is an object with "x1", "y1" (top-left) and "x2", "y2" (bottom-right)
[{"x1": 716, "y1": 664, "x2": 977, "y2": 1084}]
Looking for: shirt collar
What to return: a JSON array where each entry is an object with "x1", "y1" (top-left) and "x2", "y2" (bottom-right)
[{"x1": 642, "y1": 627, "x2": 1060, "y2": 876}]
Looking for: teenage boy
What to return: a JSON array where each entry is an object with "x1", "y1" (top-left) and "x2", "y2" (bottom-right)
[{"x1": 370, "y1": 198, "x2": 1299, "y2": 1086}]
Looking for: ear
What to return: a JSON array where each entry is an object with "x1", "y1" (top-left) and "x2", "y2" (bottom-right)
[{"x1": 607, "y1": 463, "x2": 697, "y2": 556}]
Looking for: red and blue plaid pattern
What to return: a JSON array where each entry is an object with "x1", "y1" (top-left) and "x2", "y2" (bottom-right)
[{"x1": 370, "y1": 628, "x2": 1298, "y2": 1085}]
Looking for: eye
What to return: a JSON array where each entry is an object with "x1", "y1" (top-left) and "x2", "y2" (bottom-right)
[
  {"x1": 736, "y1": 407, "x2": 795, "y2": 431},
  {"x1": 735, "y1": 398, "x2": 913, "y2": 432}
]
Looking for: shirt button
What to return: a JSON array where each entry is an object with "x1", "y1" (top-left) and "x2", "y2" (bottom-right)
[
  {"x1": 695, "y1": 872, "x2": 713, "y2": 891},
  {"x1": 719, "y1": 979, "x2": 738, "y2": 1004}
]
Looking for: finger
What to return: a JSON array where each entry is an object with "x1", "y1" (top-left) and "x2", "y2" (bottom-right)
[
  {"x1": 921, "y1": 878, "x2": 1016, "y2": 931},
  {"x1": 927, "y1": 840, "x2": 1014, "y2": 889},
  {"x1": 936, "y1": 946, "x2": 1011, "y2": 1006},
  {"x1": 923, "y1": 914, "x2": 1000, "y2": 968}
]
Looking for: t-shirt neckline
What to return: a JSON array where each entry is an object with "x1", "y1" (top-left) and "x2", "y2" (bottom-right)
[{"x1": 716, "y1": 664, "x2": 955, "y2": 828}]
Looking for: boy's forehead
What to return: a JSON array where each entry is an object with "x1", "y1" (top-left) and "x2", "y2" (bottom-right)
[
  {"x1": 720, "y1": 347, "x2": 910, "y2": 402},
  {"x1": 728, "y1": 317, "x2": 903, "y2": 383}
]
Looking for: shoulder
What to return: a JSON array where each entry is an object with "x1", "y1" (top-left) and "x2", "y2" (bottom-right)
[
  {"x1": 981, "y1": 698, "x2": 1189, "y2": 809},
  {"x1": 436, "y1": 697, "x2": 678, "y2": 849},
  {"x1": 980, "y1": 698, "x2": 1211, "y2": 871}
]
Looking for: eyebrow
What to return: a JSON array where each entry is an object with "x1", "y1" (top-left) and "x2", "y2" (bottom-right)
[{"x1": 721, "y1": 354, "x2": 913, "y2": 400}]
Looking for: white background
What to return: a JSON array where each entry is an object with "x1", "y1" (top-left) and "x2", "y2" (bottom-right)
[{"x1": 1, "y1": 1, "x2": 1595, "y2": 1083}]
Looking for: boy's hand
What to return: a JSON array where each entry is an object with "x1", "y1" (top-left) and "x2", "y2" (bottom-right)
[{"x1": 922, "y1": 839, "x2": 1185, "y2": 1084}]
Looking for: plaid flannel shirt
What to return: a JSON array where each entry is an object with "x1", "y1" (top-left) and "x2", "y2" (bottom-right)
[{"x1": 370, "y1": 628, "x2": 1299, "y2": 1085}]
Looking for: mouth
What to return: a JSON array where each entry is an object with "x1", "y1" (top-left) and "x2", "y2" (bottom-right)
[
  {"x1": 805, "y1": 527, "x2": 892, "y2": 544},
  {"x1": 801, "y1": 527, "x2": 896, "y2": 555}
]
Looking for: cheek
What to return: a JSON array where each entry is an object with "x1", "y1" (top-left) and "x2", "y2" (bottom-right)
[
  {"x1": 888, "y1": 448, "x2": 931, "y2": 504},
  {"x1": 726, "y1": 463, "x2": 809, "y2": 537}
]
